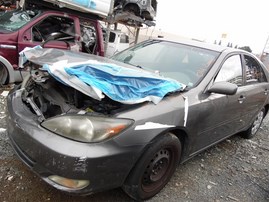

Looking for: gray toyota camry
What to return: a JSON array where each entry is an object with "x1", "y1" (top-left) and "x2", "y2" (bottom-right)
[{"x1": 7, "y1": 39, "x2": 269, "y2": 200}]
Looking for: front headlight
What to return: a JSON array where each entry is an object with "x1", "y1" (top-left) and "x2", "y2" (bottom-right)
[
  {"x1": 47, "y1": 175, "x2": 90, "y2": 189},
  {"x1": 41, "y1": 115, "x2": 133, "y2": 143}
]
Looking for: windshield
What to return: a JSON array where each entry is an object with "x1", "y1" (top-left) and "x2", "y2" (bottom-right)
[
  {"x1": 0, "y1": 10, "x2": 33, "y2": 32},
  {"x1": 112, "y1": 40, "x2": 219, "y2": 87}
]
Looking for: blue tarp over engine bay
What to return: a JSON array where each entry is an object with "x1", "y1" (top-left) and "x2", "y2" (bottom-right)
[{"x1": 22, "y1": 48, "x2": 185, "y2": 104}]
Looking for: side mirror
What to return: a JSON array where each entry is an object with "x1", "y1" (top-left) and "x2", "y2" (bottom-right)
[{"x1": 207, "y1": 81, "x2": 238, "y2": 95}]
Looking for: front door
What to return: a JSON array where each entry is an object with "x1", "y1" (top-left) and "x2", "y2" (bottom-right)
[
  {"x1": 190, "y1": 54, "x2": 246, "y2": 153},
  {"x1": 18, "y1": 13, "x2": 78, "y2": 55}
]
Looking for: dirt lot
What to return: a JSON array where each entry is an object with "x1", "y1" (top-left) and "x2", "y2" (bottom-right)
[{"x1": 0, "y1": 87, "x2": 269, "y2": 202}]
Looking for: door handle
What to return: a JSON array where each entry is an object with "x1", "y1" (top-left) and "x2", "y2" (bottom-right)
[{"x1": 238, "y1": 95, "x2": 246, "y2": 104}]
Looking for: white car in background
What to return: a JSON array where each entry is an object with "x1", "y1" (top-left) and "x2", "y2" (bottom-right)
[{"x1": 105, "y1": 30, "x2": 130, "y2": 57}]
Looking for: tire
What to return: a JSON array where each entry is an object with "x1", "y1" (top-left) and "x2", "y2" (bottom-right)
[
  {"x1": 122, "y1": 133, "x2": 181, "y2": 200},
  {"x1": 0, "y1": 63, "x2": 8, "y2": 85},
  {"x1": 242, "y1": 107, "x2": 265, "y2": 139}
]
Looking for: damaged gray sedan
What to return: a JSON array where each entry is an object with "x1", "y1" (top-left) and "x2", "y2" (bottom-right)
[{"x1": 7, "y1": 39, "x2": 269, "y2": 200}]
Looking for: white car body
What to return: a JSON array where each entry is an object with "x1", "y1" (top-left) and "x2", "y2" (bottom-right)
[
  {"x1": 106, "y1": 30, "x2": 130, "y2": 57},
  {"x1": 21, "y1": 0, "x2": 113, "y2": 17}
]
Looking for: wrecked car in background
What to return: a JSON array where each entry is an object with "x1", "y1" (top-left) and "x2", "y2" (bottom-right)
[
  {"x1": 114, "y1": 0, "x2": 157, "y2": 21},
  {"x1": 0, "y1": 1, "x2": 105, "y2": 85},
  {"x1": 0, "y1": 0, "x2": 158, "y2": 85},
  {"x1": 104, "y1": 29, "x2": 130, "y2": 57},
  {"x1": 7, "y1": 39, "x2": 269, "y2": 200},
  {"x1": 41, "y1": 0, "x2": 113, "y2": 17}
]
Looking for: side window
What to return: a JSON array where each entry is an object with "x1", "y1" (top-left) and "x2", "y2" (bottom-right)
[
  {"x1": 120, "y1": 34, "x2": 129, "y2": 43},
  {"x1": 109, "y1": 32, "x2": 116, "y2": 43},
  {"x1": 244, "y1": 55, "x2": 267, "y2": 83},
  {"x1": 32, "y1": 16, "x2": 75, "y2": 42},
  {"x1": 215, "y1": 55, "x2": 243, "y2": 86}
]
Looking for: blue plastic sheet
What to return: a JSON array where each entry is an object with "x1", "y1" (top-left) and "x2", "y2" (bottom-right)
[
  {"x1": 66, "y1": 0, "x2": 96, "y2": 9},
  {"x1": 21, "y1": 47, "x2": 185, "y2": 104},
  {"x1": 61, "y1": 62, "x2": 184, "y2": 104}
]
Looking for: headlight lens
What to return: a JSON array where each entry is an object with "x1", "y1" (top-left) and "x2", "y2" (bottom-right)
[
  {"x1": 48, "y1": 175, "x2": 89, "y2": 189},
  {"x1": 41, "y1": 115, "x2": 133, "y2": 142}
]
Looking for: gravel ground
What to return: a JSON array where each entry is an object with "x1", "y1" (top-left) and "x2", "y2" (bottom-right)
[{"x1": 0, "y1": 87, "x2": 269, "y2": 202}]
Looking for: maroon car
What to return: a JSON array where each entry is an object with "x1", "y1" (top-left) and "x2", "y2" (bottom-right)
[{"x1": 0, "y1": 8, "x2": 105, "y2": 84}]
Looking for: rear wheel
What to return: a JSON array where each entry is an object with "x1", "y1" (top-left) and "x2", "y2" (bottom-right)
[
  {"x1": 242, "y1": 107, "x2": 265, "y2": 139},
  {"x1": 122, "y1": 133, "x2": 181, "y2": 200}
]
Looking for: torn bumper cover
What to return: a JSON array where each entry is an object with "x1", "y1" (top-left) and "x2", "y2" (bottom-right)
[{"x1": 22, "y1": 48, "x2": 185, "y2": 104}]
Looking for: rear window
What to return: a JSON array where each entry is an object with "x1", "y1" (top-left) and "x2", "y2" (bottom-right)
[{"x1": 120, "y1": 34, "x2": 129, "y2": 43}]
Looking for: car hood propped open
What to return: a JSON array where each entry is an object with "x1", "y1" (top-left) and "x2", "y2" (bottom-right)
[{"x1": 22, "y1": 48, "x2": 185, "y2": 104}]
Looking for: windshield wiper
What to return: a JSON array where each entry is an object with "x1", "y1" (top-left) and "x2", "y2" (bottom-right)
[{"x1": 123, "y1": 61, "x2": 143, "y2": 69}]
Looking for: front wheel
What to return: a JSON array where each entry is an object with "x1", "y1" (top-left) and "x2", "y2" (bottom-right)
[
  {"x1": 122, "y1": 133, "x2": 181, "y2": 200},
  {"x1": 242, "y1": 107, "x2": 265, "y2": 139}
]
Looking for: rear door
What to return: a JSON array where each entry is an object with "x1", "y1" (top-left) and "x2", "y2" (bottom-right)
[
  {"x1": 191, "y1": 53, "x2": 269, "y2": 154},
  {"x1": 239, "y1": 54, "x2": 269, "y2": 125}
]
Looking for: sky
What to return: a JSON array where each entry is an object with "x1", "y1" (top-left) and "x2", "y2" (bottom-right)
[{"x1": 155, "y1": 0, "x2": 269, "y2": 54}]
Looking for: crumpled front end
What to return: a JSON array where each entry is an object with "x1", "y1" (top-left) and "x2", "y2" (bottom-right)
[
  {"x1": 20, "y1": 48, "x2": 184, "y2": 105},
  {"x1": 7, "y1": 87, "x2": 144, "y2": 194},
  {"x1": 7, "y1": 45, "x2": 184, "y2": 195},
  {"x1": 6, "y1": 58, "x2": 148, "y2": 193}
]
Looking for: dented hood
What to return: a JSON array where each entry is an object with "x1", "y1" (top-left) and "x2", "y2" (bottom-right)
[{"x1": 22, "y1": 48, "x2": 185, "y2": 104}]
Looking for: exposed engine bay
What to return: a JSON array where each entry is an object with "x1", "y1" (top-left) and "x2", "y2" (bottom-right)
[{"x1": 21, "y1": 65, "x2": 138, "y2": 121}]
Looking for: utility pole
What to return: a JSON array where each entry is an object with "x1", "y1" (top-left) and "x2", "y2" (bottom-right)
[
  {"x1": 104, "y1": 0, "x2": 115, "y2": 57},
  {"x1": 262, "y1": 35, "x2": 269, "y2": 55},
  {"x1": 134, "y1": 27, "x2": 140, "y2": 44}
]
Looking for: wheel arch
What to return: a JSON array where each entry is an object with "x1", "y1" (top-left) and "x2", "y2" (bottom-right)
[
  {"x1": 0, "y1": 55, "x2": 15, "y2": 83},
  {"x1": 264, "y1": 104, "x2": 269, "y2": 116},
  {"x1": 168, "y1": 128, "x2": 189, "y2": 161},
  {"x1": 123, "y1": 127, "x2": 189, "y2": 183},
  {"x1": 123, "y1": 3, "x2": 141, "y2": 15},
  {"x1": 122, "y1": 129, "x2": 183, "y2": 200},
  {"x1": 142, "y1": 127, "x2": 189, "y2": 163}
]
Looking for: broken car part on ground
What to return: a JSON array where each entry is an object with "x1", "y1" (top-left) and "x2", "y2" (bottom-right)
[{"x1": 7, "y1": 38, "x2": 269, "y2": 200}]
